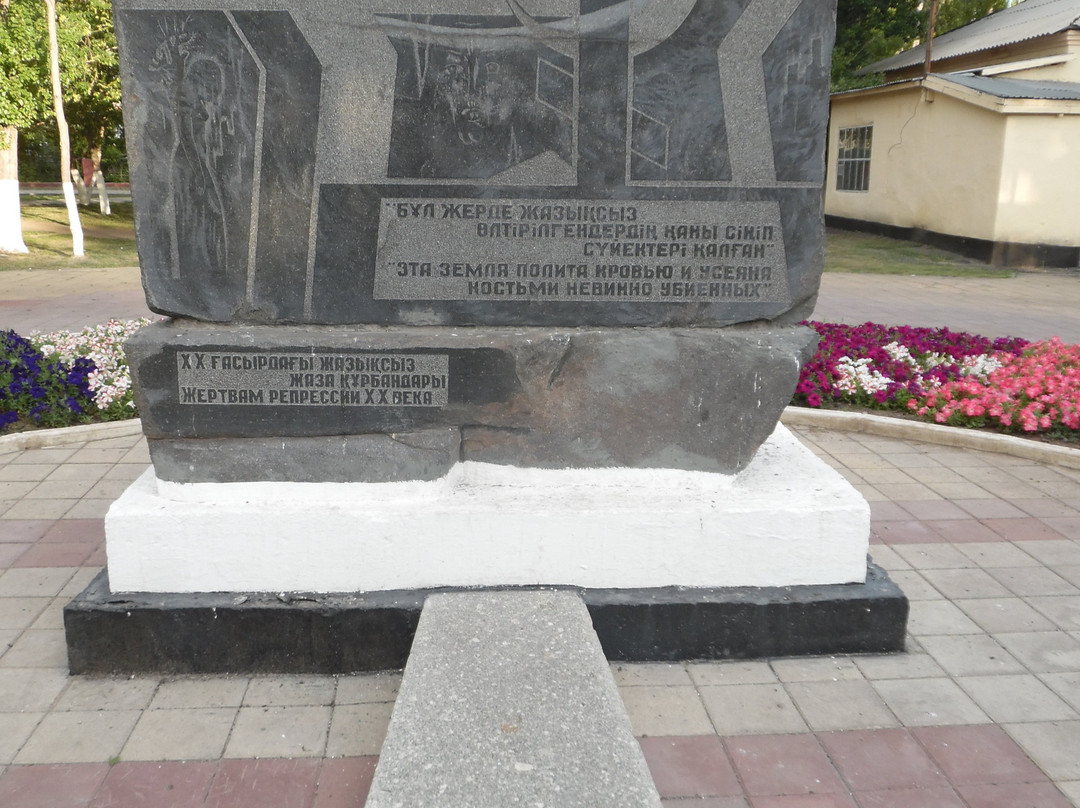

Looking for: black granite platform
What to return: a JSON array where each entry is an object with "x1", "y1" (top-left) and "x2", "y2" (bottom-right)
[{"x1": 65, "y1": 562, "x2": 908, "y2": 674}]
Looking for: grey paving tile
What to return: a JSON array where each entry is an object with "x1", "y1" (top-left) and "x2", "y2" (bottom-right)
[
  {"x1": 996, "y1": 632, "x2": 1080, "y2": 673},
  {"x1": 0, "y1": 568, "x2": 76, "y2": 598},
  {"x1": 955, "y1": 541, "x2": 1040, "y2": 568},
  {"x1": 770, "y1": 656, "x2": 863, "y2": 682},
  {"x1": 872, "y1": 678, "x2": 991, "y2": 727},
  {"x1": 906, "y1": 600, "x2": 983, "y2": 636},
  {"x1": 903, "y1": 466, "x2": 968, "y2": 484},
  {"x1": 621, "y1": 686, "x2": 714, "y2": 737},
  {"x1": 59, "y1": 566, "x2": 102, "y2": 598},
  {"x1": 981, "y1": 480, "x2": 1049, "y2": 500},
  {"x1": 149, "y1": 676, "x2": 249, "y2": 709},
  {"x1": 14, "y1": 709, "x2": 141, "y2": 764},
  {"x1": 955, "y1": 466, "x2": 1026, "y2": 483},
  {"x1": 918, "y1": 633, "x2": 1026, "y2": 676},
  {"x1": 326, "y1": 702, "x2": 394, "y2": 757},
  {"x1": 956, "y1": 597, "x2": 1058, "y2": 634},
  {"x1": 1020, "y1": 540, "x2": 1080, "y2": 567},
  {"x1": 957, "y1": 674, "x2": 1079, "y2": 723},
  {"x1": 685, "y1": 661, "x2": 777, "y2": 686},
  {"x1": 855, "y1": 467, "x2": 917, "y2": 485},
  {"x1": 334, "y1": 672, "x2": 401, "y2": 704},
  {"x1": 223, "y1": 705, "x2": 331, "y2": 758},
  {"x1": 926, "y1": 482, "x2": 995, "y2": 500},
  {"x1": 55, "y1": 676, "x2": 159, "y2": 712},
  {"x1": 242, "y1": 675, "x2": 336, "y2": 706},
  {"x1": 893, "y1": 544, "x2": 976, "y2": 570},
  {"x1": 1011, "y1": 499, "x2": 1080, "y2": 518},
  {"x1": 0, "y1": 629, "x2": 68, "y2": 668},
  {"x1": 26, "y1": 480, "x2": 97, "y2": 499},
  {"x1": 1058, "y1": 566, "x2": 1080, "y2": 588},
  {"x1": 785, "y1": 680, "x2": 898, "y2": 731},
  {"x1": 853, "y1": 653, "x2": 946, "y2": 681},
  {"x1": 44, "y1": 463, "x2": 112, "y2": 482},
  {"x1": 866, "y1": 545, "x2": 910, "y2": 571},
  {"x1": 611, "y1": 662, "x2": 693, "y2": 687},
  {"x1": 0, "y1": 668, "x2": 68, "y2": 711},
  {"x1": 874, "y1": 482, "x2": 942, "y2": 501},
  {"x1": 0, "y1": 597, "x2": 50, "y2": 630},
  {"x1": 920, "y1": 568, "x2": 1013, "y2": 599},
  {"x1": 0, "y1": 712, "x2": 42, "y2": 764},
  {"x1": 0, "y1": 465, "x2": 55, "y2": 482},
  {"x1": 1004, "y1": 720, "x2": 1080, "y2": 780},
  {"x1": 12, "y1": 448, "x2": 79, "y2": 464},
  {"x1": 1042, "y1": 673, "x2": 1080, "y2": 712},
  {"x1": 0, "y1": 483, "x2": 39, "y2": 501},
  {"x1": 67, "y1": 448, "x2": 129, "y2": 464},
  {"x1": 887, "y1": 571, "x2": 944, "y2": 601},
  {"x1": 1028, "y1": 596, "x2": 1080, "y2": 631},
  {"x1": 988, "y1": 567, "x2": 1079, "y2": 597},
  {"x1": 63, "y1": 499, "x2": 114, "y2": 519},
  {"x1": 698, "y1": 684, "x2": 808, "y2": 736},
  {"x1": 123, "y1": 707, "x2": 237, "y2": 761},
  {"x1": 84, "y1": 479, "x2": 135, "y2": 500},
  {"x1": 27, "y1": 598, "x2": 67, "y2": 631},
  {"x1": 2, "y1": 499, "x2": 75, "y2": 519}
]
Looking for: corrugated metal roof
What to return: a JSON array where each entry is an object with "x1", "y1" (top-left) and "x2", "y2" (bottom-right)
[
  {"x1": 940, "y1": 71, "x2": 1080, "y2": 98},
  {"x1": 862, "y1": 0, "x2": 1080, "y2": 74}
]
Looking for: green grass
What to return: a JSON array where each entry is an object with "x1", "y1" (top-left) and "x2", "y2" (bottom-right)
[
  {"x1": 1, "y1": 202, "x2": 137, "y2": 270},
  {"x1": 825, "y1": 229, "x2": 1016, "y2": 278},
  {"x1": 21, "y1": 200, "x2": 135, "y2": 236}
]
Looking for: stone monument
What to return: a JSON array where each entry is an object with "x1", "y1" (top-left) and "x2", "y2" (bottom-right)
[{"x1": 66, "y1": 0, "x2": 907, "y2": 673}]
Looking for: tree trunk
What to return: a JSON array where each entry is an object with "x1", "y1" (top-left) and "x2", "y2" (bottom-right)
[
  {"x1": 90, "y1": 132, "x2": 109, "y2": 214},
  {"x1": 0, "y1": 126, "x2": 29, "y2": 254},
  {"x1": 44, "y1": 0, "x2": 84, "y2": 257}
]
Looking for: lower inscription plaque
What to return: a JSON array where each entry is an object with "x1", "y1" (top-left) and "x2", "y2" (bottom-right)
[
  {"x1": 176, "y1": 350, "x2": 450, "y2": 408},
  {"x1": 375, "y1": 199, "x2": 788, "y2": 303}
]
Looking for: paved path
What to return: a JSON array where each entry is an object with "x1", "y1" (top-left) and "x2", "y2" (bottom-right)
[
  {"x1": 0, "y1": 267, "x2": 154, "y2": 335},
  {"x1": 1, "y1": 426, "x2": 1079, "y2": 806},
  {"x1": 812, "y1": 272, "x2": 1080, "y2": 343}
]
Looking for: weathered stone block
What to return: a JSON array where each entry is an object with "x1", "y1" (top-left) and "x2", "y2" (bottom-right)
[{"x1": 128, "y1": 320, "x2": 816, "y2": 480}]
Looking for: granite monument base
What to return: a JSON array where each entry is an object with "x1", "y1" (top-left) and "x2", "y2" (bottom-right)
[
  {"x1": 103, "y1": 425, "x2": 868, "y2": 593},
  {"x1": 64, "y1": 565, "x2": 907, "y2": 675}
]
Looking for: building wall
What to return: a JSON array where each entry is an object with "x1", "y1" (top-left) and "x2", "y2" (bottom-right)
[
  {"x1": 826, "y1": 88, "x2": 1005, "y2": 243},
  {"x1": 995, "y1": 112, "x2": 1080, "y2": 247}
]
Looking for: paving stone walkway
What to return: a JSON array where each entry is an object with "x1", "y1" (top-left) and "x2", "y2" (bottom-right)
[{"x1": 1, "y1": 426, "x2": 1079, "y2": 807}]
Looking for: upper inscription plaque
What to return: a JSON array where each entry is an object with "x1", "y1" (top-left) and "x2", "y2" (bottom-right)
[{"x1": 115, "y1": 0, "x2": 834, "y2": 327}]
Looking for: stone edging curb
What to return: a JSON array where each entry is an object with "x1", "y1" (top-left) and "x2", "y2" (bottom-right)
[
  {"x1": 0, "y1": 419, "x2": 144, "y2": 453},
  {"x1": 781, "y1": 407, "x2": 1080, "y2": 471},
  {"x1": 2, "y1": 412, "x2": 1078, "y2": 471}
]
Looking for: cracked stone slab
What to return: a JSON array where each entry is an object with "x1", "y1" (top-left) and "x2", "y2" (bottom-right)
[
  {"x1": 365, "y1": 590, "x2": 661, "y2": 808},
  {"x1": 127, "y1": 319, "x2": 817, "y2": 480}
]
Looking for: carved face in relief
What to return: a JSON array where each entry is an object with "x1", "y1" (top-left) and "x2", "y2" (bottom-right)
[{"x1": 434, "y1": 48, "x2": 510, "y2": 147}]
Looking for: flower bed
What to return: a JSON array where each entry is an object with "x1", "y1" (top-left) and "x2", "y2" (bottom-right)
[
  {"x1": 1, "y1": 319, "x2": 151, "y2": 431},
  {"x1": 794, "y1": 322, "x2": 1079, "y2": 442}
]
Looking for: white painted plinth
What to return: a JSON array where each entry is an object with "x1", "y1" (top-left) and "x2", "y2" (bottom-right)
[{"x1": 105, "y1": 425, "x2": 869, "y2": 593}]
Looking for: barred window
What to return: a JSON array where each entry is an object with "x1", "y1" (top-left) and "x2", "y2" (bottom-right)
[{"x1": 836, "y1": 125, "x2": 873, "y2": 192}]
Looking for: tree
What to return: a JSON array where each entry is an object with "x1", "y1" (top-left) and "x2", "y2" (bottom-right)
[
  {"x1": 0, "y1": 0, "x2": 120, "y2": 253},
  {"x1": 54, "y1": 0, "x2": 121, "y2": 181},
  {"x1": 831, "y1": 0, "x2": 1012, "y2": 90},
  {"x1": 831, "y1": 0, "x2": 927, "y2": 90},
  {"x1": 0, "y1": 0, "x2": 49, "y2": 253},
  {"x1": 934, "y1": 0, "x2": 1009, "y2": 36},
  {"x1": 44, "y1": 0, "x2": 83, "y2": 255}
]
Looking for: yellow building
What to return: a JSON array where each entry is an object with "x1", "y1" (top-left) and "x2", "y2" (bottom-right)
[{"x1": 826, "y1": 0, "x2": 1080, "y2": 267}]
